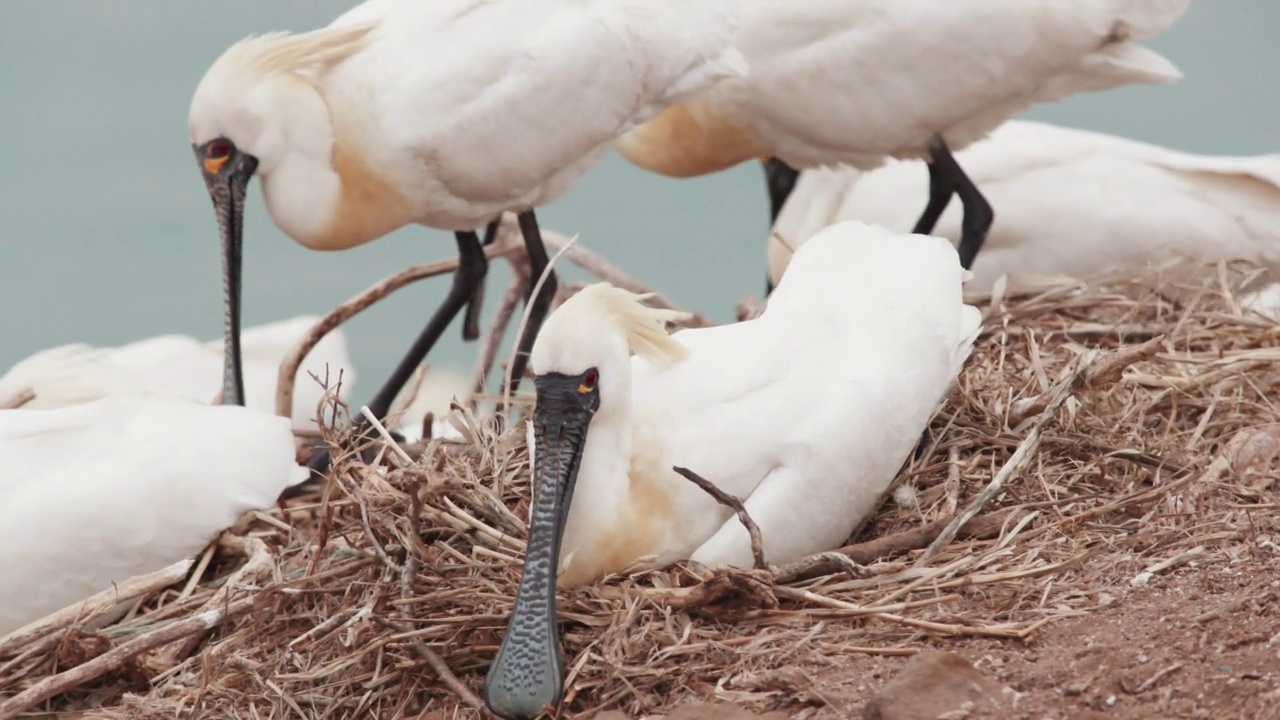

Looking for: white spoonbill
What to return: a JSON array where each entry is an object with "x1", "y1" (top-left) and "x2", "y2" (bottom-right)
[
  {"x1": 0, "y1": 316, "x2": 355, "y2": 430},
  {"x1": 187, "y1": 0, "x2": 747, "y2": 470},
  {"x1": 483, "y1": 221, "x2": 982, "y2": 719},
  {"x1": 613, "y1": 0, "x2": 1189, "y2": 270},
  {"x1": 0, "y1": 394, "x2": 307, "y2": 635},
  {"x1": 766, "y1": 120, "x2": 1280, "y2": 302}
]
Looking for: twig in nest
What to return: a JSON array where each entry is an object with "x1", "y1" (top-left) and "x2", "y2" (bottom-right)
[
  {"x1": 360, "y1": 405, "x2": 415, "y2": 467},
  {"x1": 673, "y1": 466, "x2": 767, "y2": 570},
  {"x1": 0, "y1": 386, "x2": 35, "y2": 410},
  {"x1": 0, "y1": 596, "x2": 258, "y2": 717},
  {"x1": 468, "y1": 256, "x2": 530, "y2": 406},
  {"x1": 0, "y1": 560, "x2": 194, "y2": 656},
  {"x1": 917, "y1": 353, "x2": 1096, "y2": 566},
  {"x1": 388, "y1": 361, "x2": 432, "y2": 422},
  {"x1": 375, "y1": 617, "x2": 499, "y2": 719},
  {"x1": 1009, "y1": 336, "x2": 1162, "y2": 424},
  {"x1": 403, "y1": 491, "x2": 424, "y2": 600},
  {"x1": 771, "y1": 509, "x2": 1017, "y2": 584},
  {"x1": 541, "y1": 231, "x2": 713, "y2": 329},
  {"x1": 274, "y1": 231, "x2": 526, "y2": 419},
  {"x1": 502, "y1": 235, "x2": 579, "y2": 413},
  {"x1": 336, "y1": 468, "x2": 404, "y2": 577},
  {"x1": 145, "y1": 536, "x2": 275, "y2": 673}
]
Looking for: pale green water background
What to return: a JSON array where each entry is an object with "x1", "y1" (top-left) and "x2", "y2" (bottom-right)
[{"x1": 1, "y1": 2, "x2": 1275, "y2": 398}]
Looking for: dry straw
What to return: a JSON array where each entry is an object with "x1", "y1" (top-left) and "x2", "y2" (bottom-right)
[{"x1": 1, "y1": 240, "x2": 1278, "y2": 719}]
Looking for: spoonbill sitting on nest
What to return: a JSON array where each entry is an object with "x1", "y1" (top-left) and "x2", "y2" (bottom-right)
[
  {"x1": 0, "y1": 395, "x2": 307, "y2": 635},
  {"x1": 0, "y1": 316, "x2": 355, "y2": 431},
  {"x1": 765, "y1": 120, "x2": 1280, "y2": 306},
  {"x1": 613, "y1": 0, "x2": 1190, "y2": 274},
  {"x1": 483, "y1": 220, "x2": 983, "y2": 719},
  {"x1": 187, "y1": 0, "x2": 746, "y2": 471}
]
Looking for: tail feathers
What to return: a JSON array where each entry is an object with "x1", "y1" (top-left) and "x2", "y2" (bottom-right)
[
  {"x1": 1035, "y1": 42, "x2": 1181, "y2": 105},
  {"x1": 618, "y1": 0, "x2": 746, "y2": 118},
  {"x1": 1079, "y1": 42, "x2": 1181, "y2": 85},
  {"x1": 0, "y1": 344, "x2": 140, "y2": 408},
  {"x1": 1112, "y1": 0, "x2": 1191, "y2": 41}
]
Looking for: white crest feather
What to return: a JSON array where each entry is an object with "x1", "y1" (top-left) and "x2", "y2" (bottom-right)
[
  {"x1": 207, "y1": 22, "x2": 377, "y2": 83},
  {"x1": 571, "y1": 283, "x2": 691, "y2": 365}
]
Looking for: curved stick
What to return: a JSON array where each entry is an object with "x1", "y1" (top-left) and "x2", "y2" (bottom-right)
[{"x1": 274, "y1": 234, "x2": 525, "y2": 420}]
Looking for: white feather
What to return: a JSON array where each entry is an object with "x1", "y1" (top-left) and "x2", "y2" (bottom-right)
[
  {"x1": 768, "y1": 120, "x2": 1280, "y2": 306},
  {"x1": 0, "y1": 316, "x2": 355, "y2": 430},
  {"x1": 0, "y1": 395, "x2": 306, "y2": 635},
  {"x1": 532, "y1": 221, "x2": 980, "y2": 585}
]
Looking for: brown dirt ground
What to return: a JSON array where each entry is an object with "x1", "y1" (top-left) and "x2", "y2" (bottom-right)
[{"x1": 795, "y1": 556, "x2": 1280, "y2": 720}]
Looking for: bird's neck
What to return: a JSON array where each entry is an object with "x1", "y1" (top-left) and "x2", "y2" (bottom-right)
[
  {"x1": 556, "y1": 394, "x2": 675, "y2": 588},
  {"x1": 260, "y1": 79, "x2": 412, "y2": 251},
  {"x1": 613, "y1": 97, "x2": 768, "y2": 178}
]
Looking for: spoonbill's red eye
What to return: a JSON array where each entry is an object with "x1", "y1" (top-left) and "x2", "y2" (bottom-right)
[
  {"x1": 583, "y1": 369, "x2": 599, "y2": 388},
  {"x1": 207, "y1": 138, "x2": 232, "y2": 159}
]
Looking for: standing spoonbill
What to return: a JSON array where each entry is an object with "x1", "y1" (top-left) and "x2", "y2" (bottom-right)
[
  {"x1": 0, "y1": 394, "x2": 307, "y2": 635},
  {"x1": 613, "y1": 0, "x2": 1189, "y2": 272},
  {"x1": 187, "y1": 0, "x2": 747, "y2": 468},
  {"x1": 482, "y1": 221, "x2": 982, "y2": 719},
  {"x1": 0, "y1": 315, "x2": 355, "y2": 430},
  {"x1": 765, "y1": 120, "x2": 1280, "y2": 300}
]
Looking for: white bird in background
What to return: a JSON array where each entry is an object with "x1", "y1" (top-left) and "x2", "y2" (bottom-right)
[
  {"x1": 614, "y1": 0, "x2": 1190, "y2": 271},
  {"x1": 484, "y1": 221, "x2": 982, "y2": 719},
  {"x1": 766, "y1": 120, "x2": 1280, "y2": 309},
  {"x1": 390, "y1": 365, "x2": 472, "y2": 444},
  {"x1": 0, "y1": 395, "x2": 308, "y2": 635},
  {"x1": 187, "y1": 0, "x2": 747, "y2": 473},
  {"x1": 0, "y1": 316, "x2": 355, "y2": 431}
]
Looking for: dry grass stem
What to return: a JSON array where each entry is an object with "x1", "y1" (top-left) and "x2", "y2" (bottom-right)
[{"x1": 674, "y1": 466, "x2": 768, "y2": 571}]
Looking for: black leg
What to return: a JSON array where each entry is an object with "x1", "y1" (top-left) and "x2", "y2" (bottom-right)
[
  {"x1": 461, "y1": 217, "x2": 502, "y2": 341},
  {"x1": 763, "y1": 157, "x2": 800, "y2": 225},
  {"x1": 507, "y1": 210, "x2": 558, "y2": 395},
  {"x1": 913, "y1": 138, "x2": 993, "y2": 270},
  {"x1": 305, "y1": 230, "x2": 489, "y2": 477},
  {"x1": 941, "y1": 154, "x2": 994, "y2": 272},
  {"x1": 912, "y1": 141, "x2": 956, "y2": 238},
  {"x1": 762, "y1": 157, "x2": 799, "y2": 299}
]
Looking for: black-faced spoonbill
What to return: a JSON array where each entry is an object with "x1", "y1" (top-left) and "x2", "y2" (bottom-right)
[
  {"x1": 186, "y1": 0, "x2": 746, "y2": 468},
  {"x1": 482, "y1": 221, "x2": 983, "y2": 719},
  {"x1": 612, "y1": 0, "x2": 1190, "y2": 274},
  {"x1": 766, "y1": 120, "x2": 1280, "y2": 306},
  {"x1": 0, "y1": 395, "x2": 307, "y2": 635}
]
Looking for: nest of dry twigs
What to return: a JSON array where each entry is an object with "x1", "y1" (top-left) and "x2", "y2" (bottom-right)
[{"x1": 2, "y1": 252, "x2": 1278, "y2": 720}]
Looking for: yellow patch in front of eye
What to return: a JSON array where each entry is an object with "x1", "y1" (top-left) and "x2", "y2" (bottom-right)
[
  {"x1": 204, "y1": 155, "x2": 229, "y2": 175},
  {"x1": 578, "y1": 384, "x2": 592, "y2": 394}
]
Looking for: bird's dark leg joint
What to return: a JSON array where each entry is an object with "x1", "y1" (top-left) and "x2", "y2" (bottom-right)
[
  {"x1": 927, "y1": 141, "x2": 994, "y2": 270},
  {"x1": 508, "y1": 211, "x2": 559, "y2": 394},
  {"x1": 457, "y1": 229, "x2": 491, "y2": 342},
  {"x1": 912, "y1": 138, "x2": 957, "y2": 237}
]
